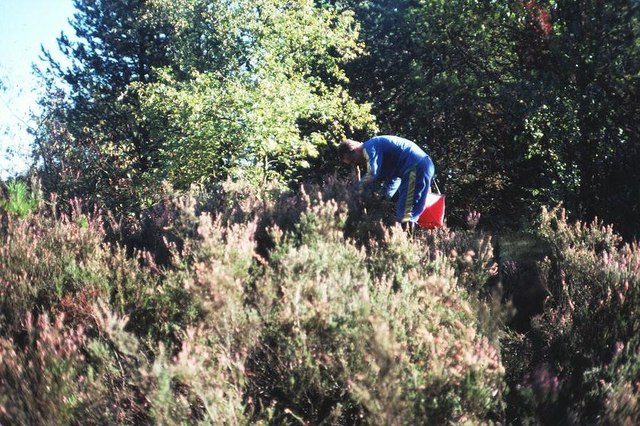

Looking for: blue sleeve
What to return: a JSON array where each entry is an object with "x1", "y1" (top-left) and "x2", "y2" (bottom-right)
[
  {"x1": 359, "y1": 145, "x2": 381, "y2": 189},
  {"x1": 383, "y1": 177, "x2": 401, "y2": 199}
]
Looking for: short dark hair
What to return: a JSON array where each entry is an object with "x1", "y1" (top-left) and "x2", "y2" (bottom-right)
[{"x1": 337, "y1": 139, "x2": 360, "y2": 158}]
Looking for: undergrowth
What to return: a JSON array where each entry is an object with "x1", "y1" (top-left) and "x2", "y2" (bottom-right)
[{"x1": 1, "y1": 179, "x2": 638, "y2": 424}]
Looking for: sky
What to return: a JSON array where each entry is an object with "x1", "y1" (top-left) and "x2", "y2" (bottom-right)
[{"x1": 0, "y1": 0, "x2": 76, "y2": 179}]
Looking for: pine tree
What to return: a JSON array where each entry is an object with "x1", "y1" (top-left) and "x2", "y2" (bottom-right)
[{"x1": 43, "y1": 0, "x2": 174, "y2": 173}]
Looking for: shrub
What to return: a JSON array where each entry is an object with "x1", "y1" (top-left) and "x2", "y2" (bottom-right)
[
  {"x1": 245, "y1": 193, "x2": 506, "y2": 424},
  {"x1": 0, "y1": 313, "x2": 88, "y2": 425},
  {"x1": 0, "y1": 177, "x2": 509, "y2": 424},
  {"x1": 0, "y1": 198, "x2": 109, "y2": 337},
  {"x1": 0, "y1": 180, "x2": 40, "y2": 219},
  {"x1": 503, "y1": 207, "x2": 640, "y2": 424}
]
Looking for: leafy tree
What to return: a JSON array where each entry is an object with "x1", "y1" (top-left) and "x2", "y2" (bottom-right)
[
  {"x1": 341, "y1": 0, "x2": 536, "y2": 225},
  {"x1": 501, "y1": 0, "x2": 640, "y2": 237},
  {"x1": 35, "y1": 0, "x2": 375, "y2": 211},
  {"x1": 136, "y1": 0, "x2": 376, "y2": 188},
  {"x1": 35, "y1": 0, "x2": 176, "y2": 212},
  {"x1": 544, "y1": 0, "x2": 640, "y2": 238},
  {"x1": 340, "y1": 0, "x2": 640, "y2": 236},
  {"x1": 44, "y1": 0, "x2": 174, "y2": 172}
]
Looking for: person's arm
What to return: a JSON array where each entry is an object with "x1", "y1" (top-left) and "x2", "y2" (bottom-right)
[
  {"x1": 382, "y1": 177, "x2": 401, "y2": 200},
  {"x1": 358, "y1": 146, "x2": 381, "y2": 190}
]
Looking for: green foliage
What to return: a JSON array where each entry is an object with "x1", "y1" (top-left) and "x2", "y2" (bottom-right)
[
  {"x1": 35, "y1": 0, "x2": 175, "y2": 214},
  {"x1": 138, "y1": 0, "x2": 376, "y2": 187},
  {"x1": 0, "y1": 181, "x2": 39, "y2": 218},
  {"x1": 343, "y1": 0, "x2": 531, "y2": 223},
  {"x1": 342, "y1": 0, "x2": 640, "y2": 235},
  {"x1": 42, "y1": 0, "x2": 174, "y2": 168},
  {"x1": 33, "y1": 0, "x2": 640, "y2": 236},
  {"x1": 35, "y1": 0, "x2": 376, "y2": 213}
]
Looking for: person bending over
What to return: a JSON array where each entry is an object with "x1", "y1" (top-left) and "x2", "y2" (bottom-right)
[{"x1": 338, "y1": 135, "x2": 435, "y2": 232}]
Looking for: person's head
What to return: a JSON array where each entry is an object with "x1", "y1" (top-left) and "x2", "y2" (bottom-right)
[{"x1": 338, "y1": 138, "x2": 364, "y2": 166}]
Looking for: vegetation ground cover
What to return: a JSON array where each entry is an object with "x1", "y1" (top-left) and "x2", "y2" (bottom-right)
[{"x1": 1, "y1": 179, "x2": 639, "y2": 424}]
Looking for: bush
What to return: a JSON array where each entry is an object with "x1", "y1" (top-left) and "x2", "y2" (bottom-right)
[
  {"x1": 0, "y1": 198, "x2": 109, "y2": 337},
  {"x1": 0, "y1": 180, "x2": 39, "y2": 219},
  {"x1": 0, "y1": 178, "x2": 508, "y2": 424},
  {"x1": 0, "y1": 313, "x2": 87, "y2": 425},
  {"x1": 502, "y1": 207, "x2": 640, "y2": 424},
  {"x1": 245, "y1": 192, "x2": 505, "y2": 424}
]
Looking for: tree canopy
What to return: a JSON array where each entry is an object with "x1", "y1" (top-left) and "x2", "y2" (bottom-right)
[
  {"x1": 37, "y1": 0, "x2": 375, "y2": 211},
  {"x1": 137, "y1": 0, "x2": 376, "y2": 187}
]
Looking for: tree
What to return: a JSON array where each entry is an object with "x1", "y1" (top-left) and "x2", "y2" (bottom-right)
[
  {"x1": 35, "y1": 0, "x2": 375, "y2": 212},
  {"x1": 339, "y1": 0, "x2": 640, "y2": 236},
  {"x1": 136, "y1": 0, "x2": 376, "y2": 188},
  {"x1": 35, "y1": 0, "x2": 176, "y2": 211},
  {"x1": 342, "y1": 0, "x2": 537, "y2": 225},
  {"x1": 507, "y1": 0, "x2": 640, "y2": 237},
  {"x1": 44, "y1": 0, "x2": 175, "y2": 170},
  {"x1": 548, "y1": 0, "x2": 640, "y2": 237}
]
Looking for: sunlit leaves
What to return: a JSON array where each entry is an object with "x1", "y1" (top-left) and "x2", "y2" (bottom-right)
[{"x1": 138, "y1": 0, "x2": 376, "y2": 187}]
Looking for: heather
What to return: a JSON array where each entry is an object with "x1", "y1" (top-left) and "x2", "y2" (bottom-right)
[
  {"x1": 502, "y1": 208, "x2": 640, "y2": 424},
  {"x1": 1, "y1": 178, "x2": 639, "y2": 424},
  {"x1": 0, "y1": 179, "x2": 507, "y2": 424}
]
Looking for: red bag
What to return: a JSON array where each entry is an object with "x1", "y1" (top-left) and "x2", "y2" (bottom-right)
[{"x1": 417, "y1": 191, "x2": 445, "y2": 229}]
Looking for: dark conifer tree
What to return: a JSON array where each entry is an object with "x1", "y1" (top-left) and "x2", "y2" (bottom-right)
[{"x1": 43, "y1": 0, "x2": 174, "y2": 172}]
